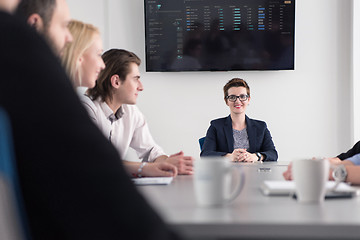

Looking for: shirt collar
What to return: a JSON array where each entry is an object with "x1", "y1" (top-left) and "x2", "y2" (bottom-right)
[
  {"x1": 114, "y1": 106, "x2": 124, "y2": 119},
  {"x1": 98, "y1": 101, "x2": 124, "y2": 123}
]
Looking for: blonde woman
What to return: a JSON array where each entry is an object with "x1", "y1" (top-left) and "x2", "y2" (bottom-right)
[{"x1": 62, "y1": 20, "x2": 105, "y2": 89}]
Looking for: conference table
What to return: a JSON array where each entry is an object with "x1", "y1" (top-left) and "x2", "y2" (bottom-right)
[{"x1": 137, "y1": 161, "x2": 360, "y2": 240}]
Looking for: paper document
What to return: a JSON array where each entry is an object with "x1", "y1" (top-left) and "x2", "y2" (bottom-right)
[
  {"x1": 260, "y1": 180, "x2": 358, "y2": 196},
  {"x1": 132, "y1": 177, "x2": 173, "y2": 185}
]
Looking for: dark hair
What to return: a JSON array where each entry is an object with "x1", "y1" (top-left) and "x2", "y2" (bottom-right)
[
  {"x1": 16, "y1": 0, "x2": 56, "y2": 30},
  {"x1": 223, "y1": 78, "x2": 250, "y2": 102},
  {"x1": 87, "y1": 49, "x2": 141, "y2": 102}
]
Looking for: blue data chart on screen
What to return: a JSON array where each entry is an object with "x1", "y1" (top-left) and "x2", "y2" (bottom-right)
[{"x1": 144, "y1": 0, "x2": 295, "y2": 72}]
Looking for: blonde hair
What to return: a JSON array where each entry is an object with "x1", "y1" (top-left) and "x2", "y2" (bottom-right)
[{"x1": 62, "y1": 20, "x2": 100, "y2": 87}]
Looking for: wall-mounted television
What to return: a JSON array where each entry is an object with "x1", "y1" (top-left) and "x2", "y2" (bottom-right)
[{"x1": 144, "y1": 0, "x2": 295, "y2": 72}]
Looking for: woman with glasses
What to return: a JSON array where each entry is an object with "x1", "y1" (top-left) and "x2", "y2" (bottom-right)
[{"x1": 200, "y1": 78, "x2": 278, "y2": 162}]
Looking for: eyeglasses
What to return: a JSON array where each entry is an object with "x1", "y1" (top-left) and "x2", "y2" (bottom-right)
[{"x1": 226, "y1": 94, "x2": 249, "y2": 102}]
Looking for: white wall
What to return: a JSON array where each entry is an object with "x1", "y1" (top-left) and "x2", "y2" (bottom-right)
[
  {"x1": 68, "y1": 0, "x2": 354, "y2": 161},
  {"x1": 353, "y1": 0, "x2": 360, "y2": 143}
]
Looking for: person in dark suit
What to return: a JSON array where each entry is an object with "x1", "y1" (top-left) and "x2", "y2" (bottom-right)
[
  {"x1": 332, "y1": 141, "x2": 360, "y2": 161},
  {"x1": 0, "y1": 0, "x2": 182, "y2": 239},
  {"x1": 201, "y1": 78, "x2": 278, "y2": 162}
]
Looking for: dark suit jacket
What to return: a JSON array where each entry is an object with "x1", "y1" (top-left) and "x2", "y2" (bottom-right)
[
  {"x1": 337, "y1": 141, "x2": 360, "y2": 160},
  {"x1": 200, "y1": 115, "x2": 278, "y2": 161},
  {"x1": 0, "y1": 11, "x2": 181, "y2": 240}
]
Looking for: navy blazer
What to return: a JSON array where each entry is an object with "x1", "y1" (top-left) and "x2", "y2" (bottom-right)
[
  {"x1": 337, "y1": 141, "x2": 360, "y2": 160},
  {"x1": 200, "y1": 115, "x2": 278, "y2": 161}
]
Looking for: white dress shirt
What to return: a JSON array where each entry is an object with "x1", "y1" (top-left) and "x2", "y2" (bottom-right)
[{"x1": 80, "y1": 95, "x2": 166, "y2": 162}]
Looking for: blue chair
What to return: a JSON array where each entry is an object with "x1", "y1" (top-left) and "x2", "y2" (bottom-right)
[
  {"x1": 0, "y1": 108, "x2": 30, "y2": 240},
  {"x1": 198, "y1": 137, "x2": 205, "y2": 151}
]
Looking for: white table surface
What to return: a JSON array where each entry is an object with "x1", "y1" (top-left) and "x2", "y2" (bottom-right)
[{"x1": 137, "y1": 162, "x2": 360, "y2": 239}]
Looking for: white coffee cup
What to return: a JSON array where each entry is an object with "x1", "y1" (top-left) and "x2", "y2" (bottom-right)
[
  {"x1": 194, "y1": 157, "x2": 245, "y2": 207},
  {"x1": 293, "y1": 158, "x2": 329, "y2": 203}
]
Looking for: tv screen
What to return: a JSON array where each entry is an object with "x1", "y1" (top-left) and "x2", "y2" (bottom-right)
[{"x1": 144, "y1": 0, "x2": 295, "y2": 72}]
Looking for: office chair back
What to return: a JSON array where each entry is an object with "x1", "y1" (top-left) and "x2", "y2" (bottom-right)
[
  {"x1": 199, "y1": 137, "x2": 205, "y2": 151},
  {"x1": 0, "y1": 108, "x2": 30, "y2": 240}
]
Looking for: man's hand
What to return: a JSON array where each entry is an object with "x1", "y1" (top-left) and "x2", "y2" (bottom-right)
[
  {"x1": 158, "y1": 151, "x2": 194, "y2": 175},
  {"x1": 282, "y1": 158, "x2": 341, "y2": 181},
  {"x1": 142, "y1": 162, "x2": 178, "y2": 177},
  {"x1": 327, "y1": 157, "x2": 342, "y2": 165}
]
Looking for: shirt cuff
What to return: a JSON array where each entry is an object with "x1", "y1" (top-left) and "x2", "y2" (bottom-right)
[{"x1": 347, "y1": 155, "x2": 360, "y2": 165}]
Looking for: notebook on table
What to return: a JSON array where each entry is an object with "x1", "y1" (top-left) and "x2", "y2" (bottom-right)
[
  {"x1": 132, "y1": 177, "x2": 173, "y2": 185},
  {"x1": 260, "y1": 180, "x2": 358, "y2": 198}
]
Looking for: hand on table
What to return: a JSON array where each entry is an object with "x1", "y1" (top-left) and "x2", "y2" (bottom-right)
[
  {"x1": 229, "y1": 149, "x2": 257, "y2": 163},
  {"x1": 142, "y1": 162, "x2": 178, "y2": 177},
  {"x1": 282, "y1": 162, "x2": 293, "y2": 180},
  {"x1": 327, "y1": 157, "x2": 342, "y2": 165},
  {"x1": 282, "y1": 157, "x2": 340, "y2": 181},
  {"x1": 165, "y1": 151, "x2": 194, "y2": 175}
]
